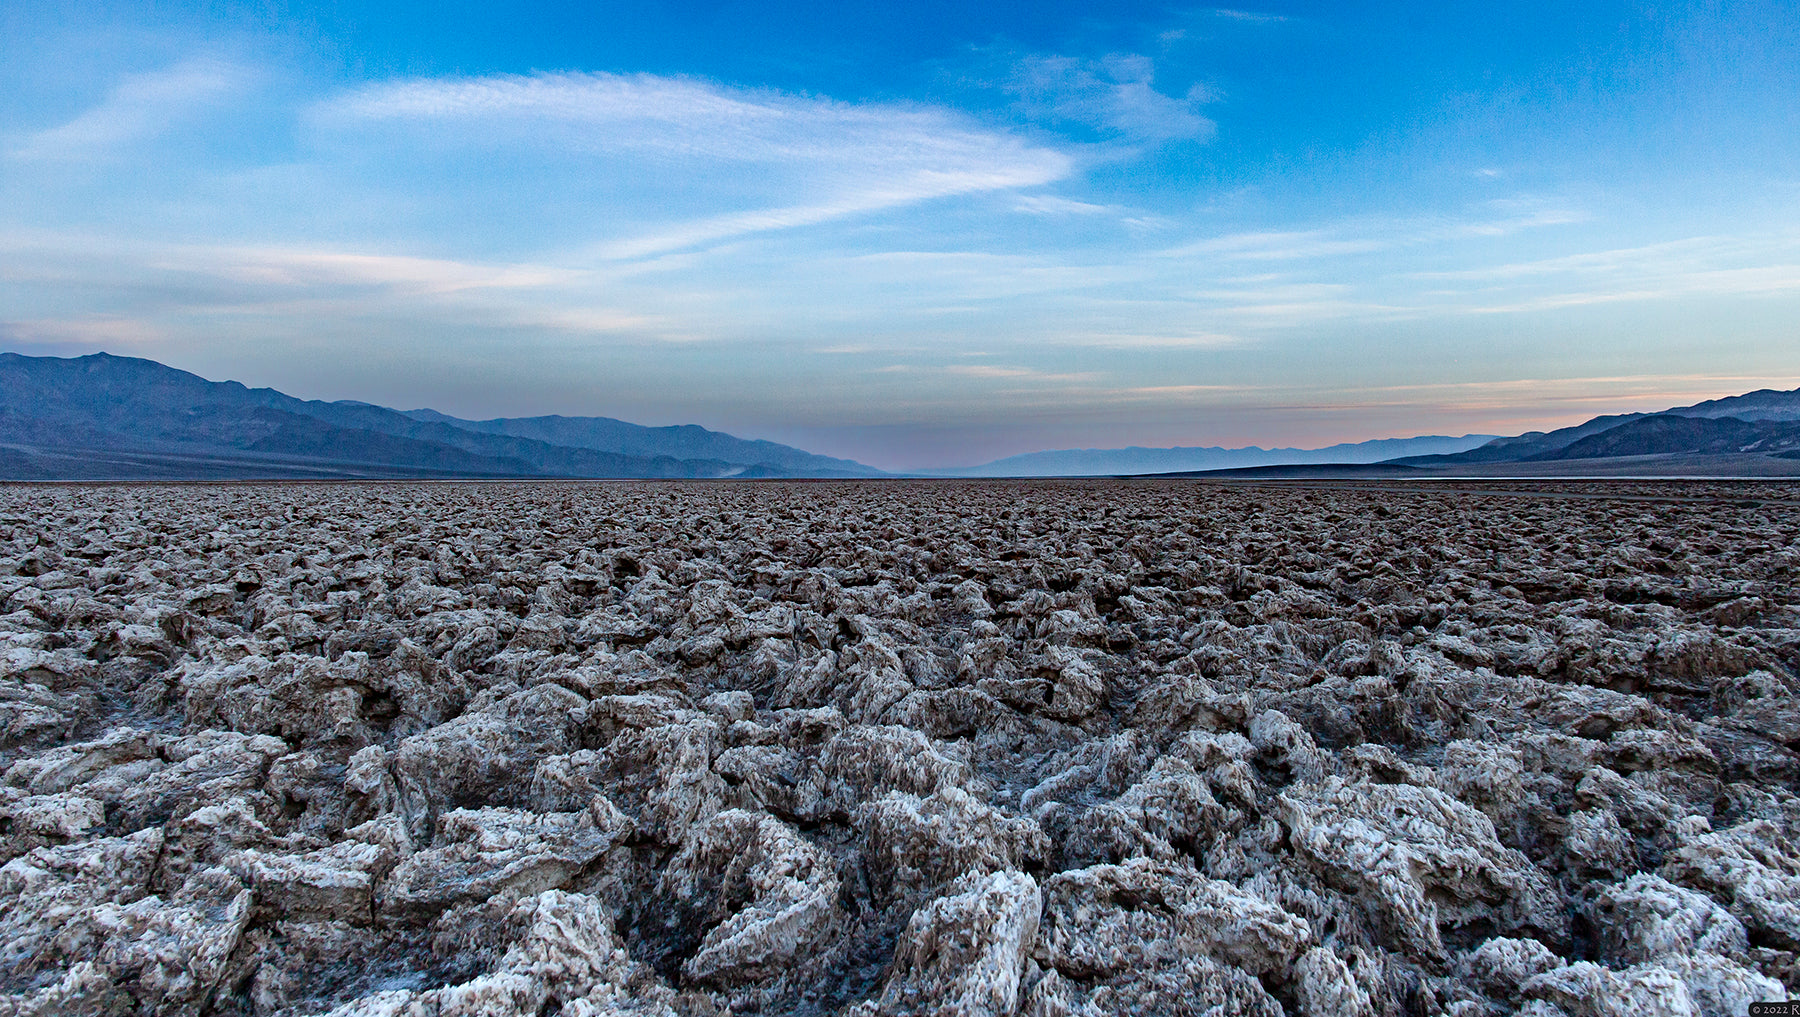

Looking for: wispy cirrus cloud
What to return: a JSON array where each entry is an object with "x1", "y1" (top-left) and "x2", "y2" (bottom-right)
[
  {"x1": 1007, "y1": 53, "x2": 1214, "y2": 144},
  {"x1": 1410, "y1": 235, "x2": 1776, "y2": 283},
  {"x1": 0, "y1": 230, "x2": 583, "y2": 299},
  {"x1": 10, "y1": 58, "x2": 249, "y2": 161},
  {"x1": 193, "y1": 247, "x2": 583, "y2": 295},
  {"x1": 1393, "y1": 232, "x2": 1800, "y2": 314},
  {"x1": 319, "y1": 71, "x2": 1071, "y2": 258},
  {"x1": 1299, "y1": 374, "x2": 1800, "y2": 410},
  {"x1": 1011, "y1": 194, "x2": 1118, "y2": 216},
  {"x1": 867, "y1": 363, "x2": 1103, "y2": 390},
  {"x1": 1169, "y1": 230, "x2": 1392, "y2": 261},
  {"x1": 0, "y1": 229, "x2": 668, "y2": 344},
  {"x1": 1461, "y1": 265, "x2": 1800, "y2": 314},
  {"x1": 1160, "y1": 201, "x2": 1587, "y2": 262},
  {"x1": 1, "y1": 315, "x2": 167, "y2": 347},
  {"x1": 1207, "y1": 9, "x2": 1292, "y2": 24},
  {"x1": 1044, "y1": 329, "x2": 1244, "y2": 349}
]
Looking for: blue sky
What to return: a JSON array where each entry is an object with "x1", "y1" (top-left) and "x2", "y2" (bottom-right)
[{"x1": 3, "y1": 0, "x2": 1798, "y2": 469}]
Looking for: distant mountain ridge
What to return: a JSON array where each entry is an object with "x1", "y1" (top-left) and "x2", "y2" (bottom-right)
[
  {"x1": 1030, "y1": 386, "x2": 1800, "y2": 480},
  {"x1": 943, "y1": 433, "x2": 1497, "y2": 477},
  {"x1": 1390, "y1": 387, "x2": 1800, "y2": 469},
  {"x1": 0, "y1": 352, "x2": 884, "y2": 480},
  {"x1": 1664, "y1": 387, "x2": 1800, "y2": 422},
  {"x1": 1529, "y1": 415, "x2": 1800, "y2": 460},
  {"x1": 403, "y1": 409, "x2": 876, "y2": 477}
]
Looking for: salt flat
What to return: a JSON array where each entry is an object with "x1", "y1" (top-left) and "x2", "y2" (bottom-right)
[{"x1": 2, "y1": 480, "x2": 1796, "y2": 1016}]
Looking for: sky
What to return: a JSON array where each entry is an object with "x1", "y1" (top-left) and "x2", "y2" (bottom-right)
[{"x1": 3, "y1": 0, "x2": 1799, "y2": 470}]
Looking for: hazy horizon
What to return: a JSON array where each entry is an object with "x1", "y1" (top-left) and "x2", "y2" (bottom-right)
[{"x1": 5, "y1": 1, "x2": 1798, "y2": 471}]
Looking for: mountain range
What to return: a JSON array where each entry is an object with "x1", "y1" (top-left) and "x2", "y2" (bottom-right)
[
  {"x1": 399, "y1": 408, "x2": 870, "y2": 476},
  {"x1": 925, "y1": 387, "x2": 1800, "y2": 478},
  {"x1": 938, "y1": 434, "x2": 1497, "y2": 477},
  {"x1": 0, "y1": 352, "x2": 882, "y2": 480},
  {"x1": 1376, "y1": 388, "x2": 1800, "y2": 475},
  {"x1": 3, "y1": 351, "x2": 1798, "y2": 480}
]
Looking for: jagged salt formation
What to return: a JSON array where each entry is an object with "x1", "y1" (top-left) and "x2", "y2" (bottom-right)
[{"x1": 1, "y1": 480, "x2": 1797, "y2": 1016}]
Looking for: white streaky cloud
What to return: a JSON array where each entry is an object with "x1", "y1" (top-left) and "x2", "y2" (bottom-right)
[
  {"x1": 183, "y1": 248, "x2": 586, "y2": 295},
  {"x1": 597, "y1": 165, "x2": 1061, "y2": 260},
  {"x1": 1409, "y1": 235, "x2": 1761, "y2": 282},
  {"x1": 1047, "y1": 329, "x2": 1244, "y2": 349},
  {"x1": 1219, "y1": 300, "x2": 1414, "y2": 323},
  {"x1": 1174, "y1": 274, "x2": 1419, "y2": 324},
  {"x1": 958, "y1": 371, "x2": 1800, "y2": 415},
  {"x1": 944, "y1": 365, "x2": 1040, "y2": 378},
  {"x1": 1012, "y1": 194, "x2": 1117, "y2": 215},
  {"x1": 320, "y1": 71, "x2": 1070, "y2": 257},
  {"x1": 1168, "y1": 230, "x2": 1391, "y2": 261},
  {"x1": 3, "y1": 232, "x2": 586, "y2": 299},
  {"x1": 178, "y1": 289, "x2": 667, "y2": 342},
  {"x1": 1192, "y1": 280, "x2": 1353, "y2": 302},
  {"x1": 1391, "y1": 231, "x2": 1800, "y2": 314},
  {"x1": 1463, "y1": 264, "x2": 1800, "y2": 314},
  {"x1": 1209, "y1": 9, "x2": 1291, "y2": 23},
  {"x1": 1062, "y1": 384, "x2": 1265, "y2": 410},
  {"x1": 1121, "y1": 215, "x2": 1176, "y2": 233},
  {"x1": 1340, "y1": 373, "x2": 1800, "y2": 399},
  {"x1": 872, "y1": 364, "x2": 1100, "y2": 384},
  {"x1": 0, "y1": 231, "x2": 575, "y2": 294},
  {"x1": 1160, "y1": 202, "x2": 1585, "y2": 263},
  {"x1": 0, "y1": 230, "x2": 674, "y2": 342},
  {"x1": 1, "y1": 315, "x2": 166, "y2": 346},
  {"x1": 1250, "y1": 375, "x2": 1800, "y2": 420},
  {"x1": 1454, "y1": 205, "x2": 1589, "y2": 237},
  {"x1": 326, "y1": 71, "x2": 1042, "y2": 163},
  {"x1": 1108, "y1": 383, "x2": 1242, "y2": 397},
  {"x1": 806, "y1": 250, "x2": 1138, "y2": 304},
  {"x1": 11, "y1": 58, "x2": 248, "y2": 160},
  {"x1": 1053, "y1": 373, "x2": 1800, "y2": 421},
  {"x1": 504, "y1": 306, "x2": 666, "y2": 335},
  {"x1": 1008, "y1": 53, "x2": 1215, "y2": 143}
]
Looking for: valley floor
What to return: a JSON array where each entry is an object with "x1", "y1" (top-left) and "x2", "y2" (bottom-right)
[{"x1": 2, "y1": 480, "x2": 1797, "y2": 1016}]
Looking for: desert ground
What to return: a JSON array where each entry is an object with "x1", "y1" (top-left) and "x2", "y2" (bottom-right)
[{"x1": 2, "y1": 479, "x2": 1797, "y2": 1016}]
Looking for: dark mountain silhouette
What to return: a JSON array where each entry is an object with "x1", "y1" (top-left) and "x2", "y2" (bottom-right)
[
  {"x1": 1527, "y1": 414, "x2": 1800, "y2": 460},
  {"x1": 0, "y1": 352, "x2": 884, "y2": 480},
  {"x1": 403, "y1": 409, "x2": 879, "y2": 476},
  {"x1": 1664, "y1": 387, "x2": 1800, "y2": 422},
  {"x1": 1389, "y1": 386, "x2": 1800, "y2": 469},
  {"x1": 1390, "y1": 413, "x2": 1648, "y2": 467}
]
